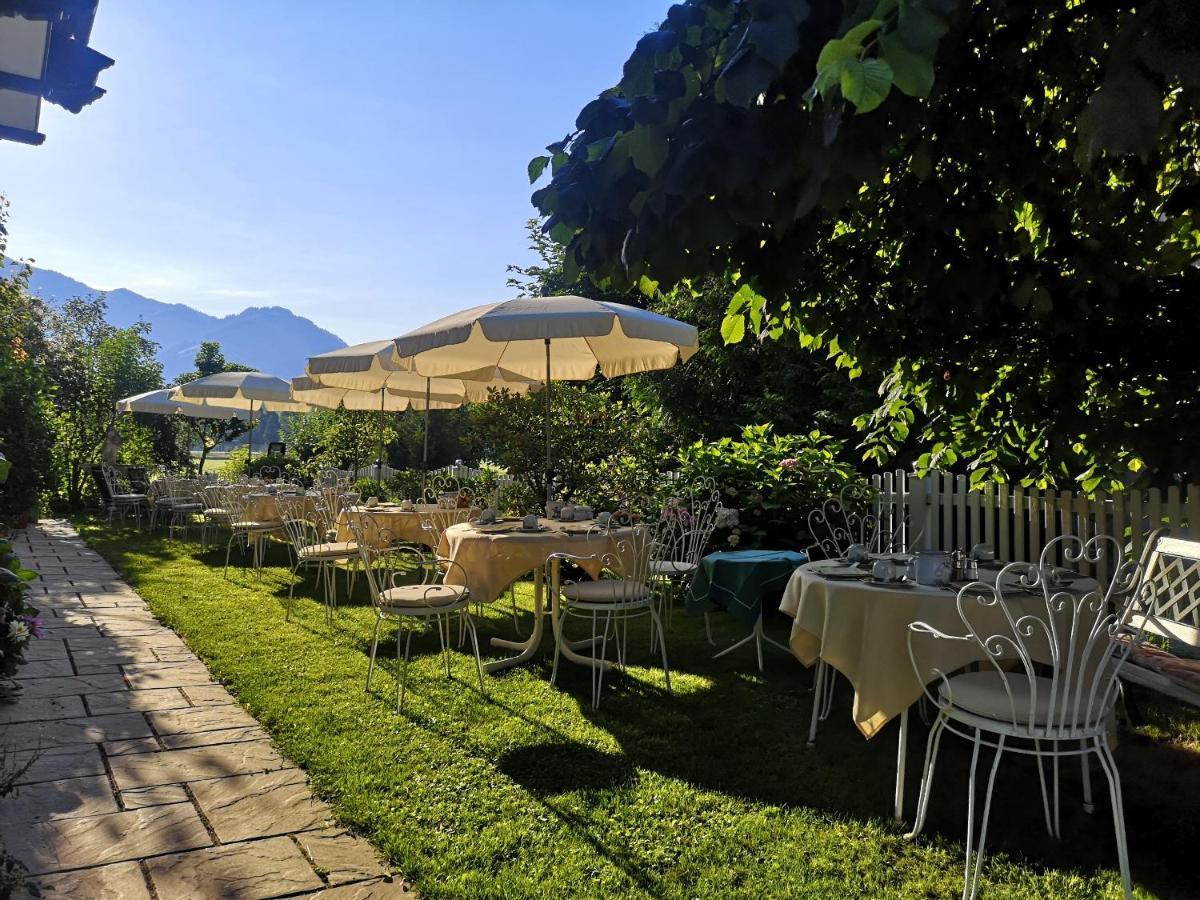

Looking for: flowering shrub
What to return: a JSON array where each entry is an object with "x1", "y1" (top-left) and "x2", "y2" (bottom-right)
[
  {"x1": 674, "y1": 425, "x2": 862, "y2": 550},
  {"x1": 0, "y1": 538, "x2": 40, "y2": 681}
]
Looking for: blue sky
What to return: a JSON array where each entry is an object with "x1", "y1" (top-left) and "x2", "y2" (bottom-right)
[{"x1": 0, "y1": 1, "x2": 662, "y2": 343}]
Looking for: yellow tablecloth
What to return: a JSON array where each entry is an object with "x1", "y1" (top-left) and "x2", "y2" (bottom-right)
[
  {"x1": 780, "y1": 560, "x2": 1097, "y2": 739},
  {"x1": 336, "y1": 505, "x2": 477, "y2": 550},
  {"x1": 437, "y1": 519, "x2": 631, "y2": 605},
  {"x1": 242, "y1": 492, "x2": 313, "y2": 524}
]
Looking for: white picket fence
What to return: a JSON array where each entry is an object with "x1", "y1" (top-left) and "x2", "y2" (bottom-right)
[{"x1": 872, "y1": 470, "x2": 1197, "y2": 583}]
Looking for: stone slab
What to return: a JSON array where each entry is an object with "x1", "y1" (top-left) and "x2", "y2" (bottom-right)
[
  {"x1": 108, "y1": 741, "x2": 289, "y2": 790},
  {"x1": 0, "y1": 774, "x2": 119, "y2": 822},
  {"x1": 30, "y1": 860, "x2": 152, "y2": 900},
  {"x1": 189, "y1": 769, "x2": 329, "y2": 843},
  {"x1": 0, "y1": 694, "x2": 87, "y2": 725},
  {"x1": 295, "y1": 828, "x2": 389, "y2": 887},
  {"x1": 0, "y1": 801, "x2": 211, "y2": 875},
  {"x1": 6, "y1": 712, "x2": 154, "y2": 751},
  {"x1": 145, "y1": 836, "x2": 324, "y2": 900},
  {"x1": 87, "y1": 687, "x2": 191, "y2": 715}
]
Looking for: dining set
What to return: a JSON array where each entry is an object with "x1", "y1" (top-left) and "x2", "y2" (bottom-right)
[{"x1": 108, "y1": 463, "x2": 1200, "y2": 900}]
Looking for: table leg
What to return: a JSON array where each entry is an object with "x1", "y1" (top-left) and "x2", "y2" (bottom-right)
[
  {"x1": 894, "y1": 708, "x2": 909, "y2": 823},
  {"x1": 712, "y1": 613, "x2": 791, "y2": 670},
  {"x1": 486, "y1": 568, "x2": 544, "y2": 673}
]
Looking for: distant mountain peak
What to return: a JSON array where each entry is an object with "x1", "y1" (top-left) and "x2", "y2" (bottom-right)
[{"x1": 20, "y1": 264, "x2": 347, "y2": 379}]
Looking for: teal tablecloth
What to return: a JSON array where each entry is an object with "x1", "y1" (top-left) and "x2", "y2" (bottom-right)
[{"x1": 686, "y1": 550, "x2": 808, "y2": 627}]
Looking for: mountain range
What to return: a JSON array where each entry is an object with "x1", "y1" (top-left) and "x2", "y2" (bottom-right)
[{"x1": 21, "y1": 266, "x2": 347, "y2": 380}]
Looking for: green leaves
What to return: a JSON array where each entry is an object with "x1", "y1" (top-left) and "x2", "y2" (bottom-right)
[
  {"x1": 623, "y1": 124, "x2": 669, "y2": 176},
  {"x1": 840, "y1": 58, "x2": 894, "y2": 113},
  {"x1": 527, "y1": 156, "x2": 550, "y2": 185},
  {"x1": 878, "y1": 33, "x2": 933, "y2": 97},
  {"x1": 720, "y1": 313, "x2": 746, "y2": 344}
]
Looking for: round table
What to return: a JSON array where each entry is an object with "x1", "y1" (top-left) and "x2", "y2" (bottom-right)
[
  {"x1": 335, "y1": 504, "x2": 476, "y2": 550},
  {"x1": 780, "y1": 557, "x2": 1098, "y2": 820},
  {"x1": 438, "y1": 518, "x2": 635, "y2": 674}
]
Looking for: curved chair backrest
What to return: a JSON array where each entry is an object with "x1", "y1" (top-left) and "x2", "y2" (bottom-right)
[
  {"x1": 556, "y1": 521, "x2": 659, "y2": 605},
  {"x1": 276, "y1": 496, "x2": 319, "y2": 553},
  {"x1": 806, "y1": 482, "x2": 921, "y2": 558},
  {"x1": 419, "y1": 476, "x2": 474, "y2": 551},
  {"x1": 910, "y1": 533, "x2": 1150, "y2": 737},
  {"x1": 655, "y1": 477, "x2": 723, "y2": 566}
]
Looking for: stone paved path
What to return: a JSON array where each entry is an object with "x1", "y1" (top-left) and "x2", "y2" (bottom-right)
[{"x1": 2, "y1": 520, "x2": 415, "y2": 899}]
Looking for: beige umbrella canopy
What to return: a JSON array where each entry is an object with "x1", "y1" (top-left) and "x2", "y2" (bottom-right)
[
  {"x1": 305, "y1": 341, "x2": 539, "y2": 480},
  {"x1": 115, "y1": 388, "x2": 252, "y2": 420},
  {"x1": 289, "y1": 377, "x2": 460, "y2": 413},
  {"x1": 170, "y1": 371, "x2": 310, "y2": 461},
  {"x1": 393, "y1": 296, "x2": 699, "y2": 501},
  {"x1": 306, "y1": 340, "x2": 537, "y2": 400}
]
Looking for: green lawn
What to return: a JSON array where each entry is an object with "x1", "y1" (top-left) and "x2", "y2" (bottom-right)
[{"x1": 75, "y1": 517, "x2": 1200, "y2": 899}]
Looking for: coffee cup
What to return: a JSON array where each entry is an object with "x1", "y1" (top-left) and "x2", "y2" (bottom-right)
[
  {"x1": 522, "y1": 514, "x2": 539, "y2": 530},
  {"x1": 560, "y1": 505, "x2": 575, "y2": 521},
  {"x1": 872, "y1": 559, "x2": 895, "y2": 582},
  {"x1": 366, "y1": 496, "x2": 379, "y2": 508},
  {"x1": 596, "y1": 511, "x2": 612, "y2": 527},
  {"x1": 575, "y1": 505, "x2": 593, "y2": 520},
  {"x1": 846, "y1": 543, "x2": 869, "y2": 563},
  {"x1": 479, "y1": 508, "x2": 497, "y2": 524}
]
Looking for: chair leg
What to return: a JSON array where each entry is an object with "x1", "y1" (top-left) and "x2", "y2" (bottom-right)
[
  {"x1": 1095, "y1": 739, "x2": 1133, "y2": 899},
  {"x1": 905, "y1": 713, "x2": 947, "y2": 839},
  {"x1": 397, "y1": 626, "x2": 413, "y2": 712},
  {"x1": 649, "y1": 603, "x2": 672, "y2": 695},
  {"x1": 963, "y1": 734, "x2": 1006, "y2": 900},
  {"x1": 703, "y1": 612, "x2": 716, "y2": 647},
  {"x1": 286, "y1": 560, "x2": 302, "y2": 621},
  {"x1": 224, "y1": 532, "x2": 236, "y2": 578},
  {"x1": 466, "y1": 615, "x2": 486, "y2": 696},
  {"x1": 1033, "y1": 739, "x2": 1056, "y2": 838},
  {"x1": 593, "y1": 612, "x2": 613, "y2": 710},
  {"x1": 1080, "y1": 741, "x2": 1094, "y2": 814},
  {"x1": 366, "y1": 617, "x2": 382, "y2": 692}
]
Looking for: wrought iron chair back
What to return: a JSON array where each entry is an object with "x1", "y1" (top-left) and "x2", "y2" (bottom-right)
[
  {"x1": 419, "y1": 476, "x2": 474, "y2": 552},
  {"x1": 909, "y1": 533, "x2": 1149, "y2": 738},
  {"x1": 807, "y1": 482, "x2": 921, "y2": 558}
]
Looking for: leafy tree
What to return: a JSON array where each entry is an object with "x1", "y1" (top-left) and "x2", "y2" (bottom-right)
[
  {"x1": 172, "y1": 341, "x2": 253, "y2": 473},
  {"x1": 465, "y1": 383, "x2": 671, "y2": 508},
  {"x1": 45, "y1": 297, "x2": 162, "y2": 505},
  {"x1": 0, "y1": 255, "x2": 54, "y2": 524},
  {"x1": 531, "y1": 0, "x2": 1200, "y2": 490}
]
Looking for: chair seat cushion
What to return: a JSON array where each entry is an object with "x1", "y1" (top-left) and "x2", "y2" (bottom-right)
[
  {"x1": 938, "y1": 671, "x2": 1090, "y2": 727},
  {"x1": 379, "y1": 584, "x2": 466, "y2": 608},
  {"x1": 113, "y1": 493, "x2": 146, "y2": 502},
  {"x1": 562, "y1": 579, "x2": 652, "y2": 604},
  {"x1": 172, "y1": 503, "x2": 202, "y2": 512},
  {"x1": 204, "y1": 508, "x2": 229, "y2": 518},
  {"x1": 298, "y1": 541, "x2": 358, "y2": 559},
  {"x1": 650, "y1": 560, "x2": 696, "y2": 576},
  {"x1": 232, "y1": 520, "x2": 277, "y2": 531}
]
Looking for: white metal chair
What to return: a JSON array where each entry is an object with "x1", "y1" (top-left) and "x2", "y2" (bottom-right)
[
  {"x1": 550, "y1": 521, "x2": 672, "y2": 709},
  {"x1": 904, "y1": 534, "x2": 1148, "y2": 899},
  {"x1": 649, "y1": 478, "x2": 722, "y2": 643},
  {"x1": 101, "y1": 465, "x2": 147, "y2": 527},
  {"x1": 1118, "y1": 531, "x2": 1200, "y2": 708},
  {"x1": 806, "y1": 482, "x2": 921, "y2": 744},
  {"x1": 164, "y1": 475, "x2": 203, "y2": 540},
  {"x1": 278, "y1": 496, "x2": 359, "y2": 623},
  {"x1": 349, "y1": 513, "x2": 484, "y2": 711},
  {"x1": 215, "y1": 484, "x2": 280, "y2": 580},
  {"x1": 199, "y1": 484, "x2": 230, "y2": 551}
]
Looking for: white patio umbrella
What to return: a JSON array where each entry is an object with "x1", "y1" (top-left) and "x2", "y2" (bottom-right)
[
  {"x1": 170, "y1": 371, "x2": 310, "y2": 461},
  {"x1": 115, "y1": 388, "x2": 252, "y2": 420},
  {"x1": 392, "y1": 296, "x2": 699, "y2": 502},
  {"x1": 305, "y1": 341, "x2": 538, "y2": 481},
  {"x1": 289, "y1": 376, "x2": 462, "y2": 481}
]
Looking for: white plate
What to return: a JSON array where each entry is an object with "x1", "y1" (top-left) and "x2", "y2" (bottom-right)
[{"x1": 866, "y1": 578, "x2": 913, "y2": 588}]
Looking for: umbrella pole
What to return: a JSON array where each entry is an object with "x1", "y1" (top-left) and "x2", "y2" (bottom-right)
[
  {"x1": 422, "y1": 378, "x2": 430, "y2": 497},
  {"x1": 545, "y1": 338, "x2": 552, "y2": 507},
  {"x1": 247, "y1": 399, "x2": 254, "y2": 465},
  {"x1": 377, "y1": 387, "x2": 384, "y2": 483}
]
